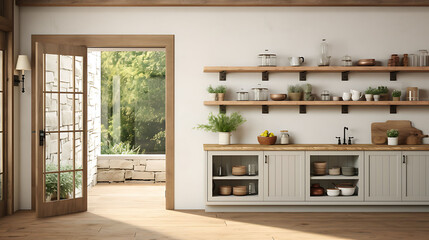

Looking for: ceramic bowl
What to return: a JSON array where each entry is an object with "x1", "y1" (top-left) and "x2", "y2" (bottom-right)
[
  {"x1": 341, "y1": 167, "x2": 356, "y2": 176},
  {"x1": 338, "y1": 186, "x2": 356, "y2": 196},
  {"x1": 233, "y1": 186, "x2": 247, "y2": 196},
  {"x1": 270, "y1": 94, "x2": 287, "y2": 101},
  {"x1": 329, "y1": 167, "x2": 341, "y2": 175},
  {"x1": 219, "y1": 185, "x2": 232, "y2": 195},
  {"x1": 232, "y1": 166, "x2": 246, "y2": 176},
  {"x1": 327, "y1": 188, "x2": 340, "y2": 197},
  {"x1": 257, "y1": 136, "x2": 277, "y2": 145}
]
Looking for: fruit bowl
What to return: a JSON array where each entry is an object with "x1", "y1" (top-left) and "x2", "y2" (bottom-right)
[{"x1": 257, "y1": 136, "x2": 277, "y2": 145}]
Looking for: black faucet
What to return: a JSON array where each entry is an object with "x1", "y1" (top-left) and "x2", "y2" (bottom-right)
[
  {"x1": 343, "y1": 127, "x2": 349, "y2": 145},
  {"x1": 348, "y1": 137, "x2": 354, "y2": 145}
]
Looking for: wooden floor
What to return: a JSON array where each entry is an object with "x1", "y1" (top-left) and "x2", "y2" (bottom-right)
[{"x1": 1, "y1": 184, "x2": 429, "y2": 240}]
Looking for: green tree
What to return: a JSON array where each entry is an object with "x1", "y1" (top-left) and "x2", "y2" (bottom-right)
[{"x1": 101, "y1": 51, "x2": 166, "y2": 154}]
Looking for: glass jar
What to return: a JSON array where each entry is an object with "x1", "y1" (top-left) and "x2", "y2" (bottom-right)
[
  {"x1": 318, "y1": 39, "x2": 331, "y2": 66},
  {"x1": 418, "y1": 50, "x2": 428, "y2": 66},
  {"x1": 258, "y1": 49, "x2": 277, "y2": 67},
  {"x1": 252, "y1": 84, "x2": 269, "y2": 101},
  {"x1": 406, "y1": 87, "x2": 419, "y2": 101},
  {"x1": 248, "y1": 182, "x2": 257, "y2": 195},
  {"x1": 236, "y1": 89, "x2": 249, "y2": 101},
  {"x1": 342, "y1": 55, "x2": 352, "y2": 66},
  {"x1": 248, "y1": 163, "x2": 257, "y2": 176},
  {"x1": 321, "y1": 90, "x2": 330, "y2": 101},
  {"x1": 280, "y1": 130, "x2": 289, "y2": 145},
  {"x1": 409, "y1": 54, "x2": 418, "y2": 67}
]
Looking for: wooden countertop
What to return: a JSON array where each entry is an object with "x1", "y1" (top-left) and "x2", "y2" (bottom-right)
[{"x1": 203, "y1": 144, "x2": 429, "y2": 151}]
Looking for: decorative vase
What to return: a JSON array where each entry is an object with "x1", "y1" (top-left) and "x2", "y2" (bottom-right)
[
  {"x1": 373, "y1": 95, "x2": 380, "y2": 101},
  {"x1": 388, "y1": 137, "x2": 398, "y2": 146},
  {"x1": 208, "y1": 93, "x2": 217, "y2": 101},
  {"x1": 219, "y1": 132, "x2": 231, "y2": 145},
  {"x1": 217, "y1": 93, "x2": 225, "y2": 101},
  {"x1": 289, "y1": 92, "x2": 302, "y2": 101},
  {"x1": 392, "y1": 96, "x2": 400, "y2": 101},
  {"x1": 365, "y1": 94, "x2": 373, "y2": 101}
]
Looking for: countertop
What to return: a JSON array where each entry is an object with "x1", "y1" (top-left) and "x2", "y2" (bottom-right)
[{"x1": 203, "y1": 144, "x2": 429, "y2": 151}]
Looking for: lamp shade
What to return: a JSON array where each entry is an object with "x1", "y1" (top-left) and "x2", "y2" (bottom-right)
[{"x1": 16, "y1": 55, "x2": 31, "y2": 71}]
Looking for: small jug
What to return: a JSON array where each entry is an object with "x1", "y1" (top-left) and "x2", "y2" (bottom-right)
[
  {"x1": 350, "y1": 89, "x2": 363, "y2": 101},
  {"x1": 289, "y1": 57, "x2": 305, "y2": 66}
]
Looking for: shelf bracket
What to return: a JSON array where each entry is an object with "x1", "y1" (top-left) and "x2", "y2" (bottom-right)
[
  {"x1": 262, "y1": 71, "x2": 269, "y2": 81},
  {"x1": 390, "y1": 71, "x2": 398, "y2": 81},
  {"x1": 262, "y1": 105, "x2": 269, "y2": 114},
  {"x1": 219, "y1": 105, "x2": 226, "y2": 114},
  {"x1": 390, "y1": 105, "x2": 397, "y2": 114},
  {"x1": 219, "y1": 71, "x2": 226, "y2": 81},
  {"x1": 299, "y1": 71, "x2": 307, "y2": 81},
  {"x1": 342, "y1": 105, "x2": 349, "y2": 114},
  {"x1": 299, "y1": 105, "x2": 306, "y2": 114},
  {"x1": 342, "y1": 71, "x2": 350, "y2": 81}
]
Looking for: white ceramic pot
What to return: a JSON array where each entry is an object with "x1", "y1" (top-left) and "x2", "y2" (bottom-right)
[
  {"x1": 388, "y1": 137, "x2": 398, "y2": 146},
  {"x1": 342, "y1": 92, "x2": 351, "y2": 101},
  {"x1": 219, "y1": 132, "x2": 231, "y2": 145},
  {"x1": 327, "y1": 188, "x2": 340, "y2": 197},
  {"x1": 339, "y1": 186, "x2": 355, "y2": 196},
  {"x1": 365, "y1": 94, "x2": 373, "y2": 101},
  {"x1": 373, "y1": 95, "x2": 380, "y2": 101},
  {"x1": 208, "y1": 93, "x2": 217, "y2": 101}
]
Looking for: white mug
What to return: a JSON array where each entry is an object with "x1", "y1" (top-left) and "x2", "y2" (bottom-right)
[
  {"x1": 289, "y1": 57, "x2": 305, "y2": 66},
  {"x1": 342, "y1": 92, "x2": 351, "y2": 101}
]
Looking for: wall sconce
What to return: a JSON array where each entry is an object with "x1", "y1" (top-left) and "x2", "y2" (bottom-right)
[{"x1": 14, "y1": 55, "x2": 31, "y2": 93}]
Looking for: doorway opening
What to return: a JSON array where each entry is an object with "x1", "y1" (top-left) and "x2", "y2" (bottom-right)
[{"x1": 87, "y1": 48, "x2": 166, "y2": 190}]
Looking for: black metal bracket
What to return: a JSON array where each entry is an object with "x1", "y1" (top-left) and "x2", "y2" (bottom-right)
[
  {"x1": 262, "y1": 71, "x2": 269, "y2": 81},
  {"x1": 219, "y1": 105, "x2": 226, "y2": 114},
  {"x1": 342, "y1": 71, "x2": 350, "y2": 81},
  {"x1": 219, "y1": 71, "x2": 226, "y2": 81},
  {"x1": 262, "y1": 105, "x2": 269, "y2": 114},
  {"x1": 342, "y1": 105, "x2": 349, "y2": 114},
  {"x1": 390, "y1": 105, "x2": 397, "y2": 114},
  {"x1": 299, "y1": 71, "x2": 307, "y2": 81},
  {"x1": 390, "y1": 71, "x2": 398, "y2": 81},
  {"x1": 299, "y1": 105, "x2": 306, "y2": 114}
]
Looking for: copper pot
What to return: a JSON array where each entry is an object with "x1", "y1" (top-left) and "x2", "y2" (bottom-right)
[{"x1": 310, "y1": 183, "x2": 325, "y2": 196}]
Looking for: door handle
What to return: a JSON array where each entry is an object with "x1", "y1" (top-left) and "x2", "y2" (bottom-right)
[
  {"x1": 39, "y1": 130, "x2": 45, "y2": 146},
  {"x1": 265, "y1": 155, "x2": 268, "y2": 164},
  {"x1": 403, "y1": 155, "x2": 407, "y2": 164}
]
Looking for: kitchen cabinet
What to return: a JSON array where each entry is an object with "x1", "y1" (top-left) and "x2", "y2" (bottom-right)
[
  {"x1": 402, "y1": 151, "x2": 429, "y2": 201},
  {"x1": 365, "y1": 151, "x2": 402, "y2": 201},
  {"x1": 263, "y1": 151, "x2": 304, "y2": 201}
]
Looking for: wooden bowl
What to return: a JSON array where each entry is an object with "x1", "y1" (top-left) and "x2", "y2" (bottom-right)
[
  {"x1": 232, "y1": 166, "x2": 246, "y2": 176},
  {"x1": 357, "y1": 59, "x2": 376, "y2": 66},
  {"x1": 257, "y1": 136, "x2": 277, "y2": 145},
  {"x1": 233, "y1": 186, "x2": 247, "y2": 196},
  {"x1": 219, "y1": 185, "x2": 232, "y2": 196},
  {"x1": 270, "y1": 94, "x2": 287, "y2": 101}
]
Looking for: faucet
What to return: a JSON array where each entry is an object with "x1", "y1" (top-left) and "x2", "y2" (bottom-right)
[{"x1": 343, "y1": 127, "x2": 348, "y2": 145}]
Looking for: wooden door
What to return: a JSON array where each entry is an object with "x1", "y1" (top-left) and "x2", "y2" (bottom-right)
[
  {"x1": 264, "y1": 151, "x2": 305, "y2": 201},
  {"x1": 365, "y1": 151, "x2": 402, "y2": 201},
  {"x1": 0, "y1": 32, "x2": 5, "y2": 217},
  {"x1": 35, "y1": 42, "x2": 87, "y2": 217},
  {"x1": 402, "y1": 151, "x2": 429, "y2": 201}
]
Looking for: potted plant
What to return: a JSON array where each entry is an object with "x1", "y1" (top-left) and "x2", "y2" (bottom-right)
[
  {"x1": 45, "y1": 163, "x2": 82, "y2": 201},
  {"x1": 392, "y1": 90, "x2": 401, "y2": 101},
  {"x1": 207, "y1": 85, "x2": 217, "y2": 101},
  {"x1": 387, "y1": 129, "x2": 399, "y2": 146},
  {"x1": 303, "y1": 84, "x2": 314, "y2": 101},
  {"x1": 373, "y1": 89, "x2": 381, "y2": 101},
  {"x1": 196, "y1": 112, "x2": 246, "y2": 145},
  {"x1": 288, "y1": 84, "x2": 303, "y2": 101},
  {"x1": 364, "y1": 87, "x2": 376, "y2": 101},
  {"x1": 378, "y1": 86, "x2": 388, "y2": 101},
  {"x1": 215, "y1": 85, "x2": 227, "y2": 101}
]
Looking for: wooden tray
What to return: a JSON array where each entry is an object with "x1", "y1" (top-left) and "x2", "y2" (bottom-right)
[{"x1": 371, "y1": 120, "x2": 424, "y2": 145}]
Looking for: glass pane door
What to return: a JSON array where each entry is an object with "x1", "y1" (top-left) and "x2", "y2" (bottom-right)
[
  {"x1": 0, "y1": 50, "x2": 3, "y2": 202},
  {"x1": 44, "y1": 54, "x2": 84, "y2": 202}
]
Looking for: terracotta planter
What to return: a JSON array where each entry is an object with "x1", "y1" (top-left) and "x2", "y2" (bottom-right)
[
  {"x1": 288, "y1": 92, "x2": 302, "y2": 101},
  {"x1": 392, "y1": 96, "x2": 400, "y2": 101},
  {"x1": 380, "y1": 93, "x2": 388, "y2": 101},
  {"x1": 217, "y1": 93, "x2": 225, "y2": 101}
]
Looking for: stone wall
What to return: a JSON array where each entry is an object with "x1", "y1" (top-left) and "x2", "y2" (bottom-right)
[
  {"x1": 87, "y1": 51, "x2": 102, "y2": 187},
  {"x1": 97, "y1": 155, "x2": 166, "y2": 183}
]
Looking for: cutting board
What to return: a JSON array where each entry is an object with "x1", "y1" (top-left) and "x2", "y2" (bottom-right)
[{"x1": 371, "y1": 120, "x2": 424, "y2": 145}]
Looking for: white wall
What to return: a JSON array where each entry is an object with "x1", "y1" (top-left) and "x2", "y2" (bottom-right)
[{"x1": 18, "y1": 7, "x2": 429, "y2": 210}]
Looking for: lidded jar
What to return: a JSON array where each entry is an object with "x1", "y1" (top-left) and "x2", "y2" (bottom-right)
[
  {"x1": 251, "y1": 84, "x2": 269, "y2": 101},
  {"x1": 321, "y1": 90, "x2": 330, "y2": 101},
  {"x1": 258, "y1": 49, "x2": 277, "y2": 67},
  {"x1": 342, "y1": 55, "x2": 352, "y2": 66},
  {"x1": 280, "y1": 130, "x2": 290, "y2": 145},
  {"x1": 418, "y1": 49, "x2": 428, "y2": 66},
  {"x1": 236, "y1": 88, "x2": 249, "y2": 101}
]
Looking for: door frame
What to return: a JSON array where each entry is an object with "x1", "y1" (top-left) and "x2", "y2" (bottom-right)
[{"x1": 31, "y1": 35, "x2": 175, "y2": 210}]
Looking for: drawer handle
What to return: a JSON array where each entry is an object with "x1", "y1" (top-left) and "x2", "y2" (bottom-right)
[
  {"x1": 265, "y1": 155, "x2": 268, "y2": 164},
  {"x1": 403, "y1": 155, "x2": 406, "y2": 164}
]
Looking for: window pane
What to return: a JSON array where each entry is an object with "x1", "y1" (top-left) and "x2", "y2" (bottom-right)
[
  {"x1": 45, "y1": 93, "x2": 58, "y2": 131},
  {"x1": 101, "y1": 50, "x2": 166, "y2": 154},
  {"x1": 0, "y1": 173, "x2": 2, "y2": 201},
  {"x1": 75, "y1": 94, "x2": 83, "y2": 130},
  {"x1": 75, "y1": 56, "x2": 83, "y2": 92},
  {"x1": 0, "y1": 93, "x2": 2, "y2": 130},
  {"x1": 45, "y1": 54, "x2": 58, "y2": 92},
  {"x1": 60, "y1": 172, "x2": 74, "y2": 200},
  {"x1": 60, "y1": 55, "x2": 74, "y2": 92},
  {"x1": 0, "y1": 50, "x2": 3, "y2": 91},
  {"x1": 75, "y1": 132, "x2": 82, "y2": 170},
  {"x1": 45, "y1": 173, "x2": 58, "y2": 202},
  {"x1": 60, "y1": 94, "x2": 74, "y2": 131},
  {"x1": 45, "y1": 133, "x2": 58, "y2": 173},
  {"x1": 59, "y1": 132, "x2": 73, "y2": 171},
  {"x1": 75, "y1": 171, "x2": 83, "y2": 198}
]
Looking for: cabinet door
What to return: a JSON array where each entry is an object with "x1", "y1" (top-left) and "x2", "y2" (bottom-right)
[
  {"x1": 365, "y1": 151, "x2": 402, "y2": 201},
  {"x1": 402, "y1": 151, "x2": 429, "y2": 201},
  {"x1": 264, "y1": 151, "x2": 305, "y2": 201}
]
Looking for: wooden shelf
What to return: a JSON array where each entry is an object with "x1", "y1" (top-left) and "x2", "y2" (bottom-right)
[
  {"x1": 204, "y1": 101, "x2": 429, "y2": 114},
  {"x1": 203, "y1": 144, "x2": 429, "y2": 151},
  {"x1": 213, "y1": 176, "x2": 259, "y2": 180},
  {"x1": 310, "y1": 175, "x2": 359, "y2": 180}
]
